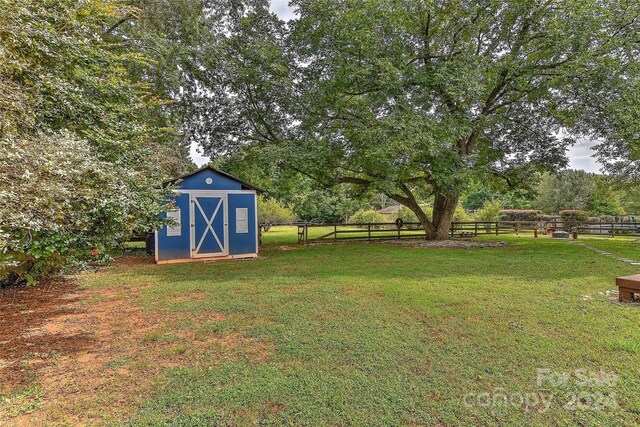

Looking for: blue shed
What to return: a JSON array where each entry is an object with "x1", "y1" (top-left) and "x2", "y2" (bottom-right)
[{"x1": 155, "y1": 166, "x2": 261, "y2": 264}]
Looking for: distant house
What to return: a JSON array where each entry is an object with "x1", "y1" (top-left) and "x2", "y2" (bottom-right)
[
  {"x1": 377, "y1": 204, "x2": 403, "y2": 220},
  {"x1": 155, "y1": 166, "x2": 261, "y2": 264}
]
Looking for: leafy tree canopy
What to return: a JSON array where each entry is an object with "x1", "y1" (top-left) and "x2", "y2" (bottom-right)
[
  {"x1": 213, "y1": 147, "x2": 371, "y2": 222},
  {"x1": 534, "y1": 170, "x2": 626, "y2": 215},
  {"x1": 188, "y1": 0, "x2": 639, "y2": 239},
  {"x1": 462, "y1": 182, "x2": 534, "y2": 210},
  {"x1": 0, "y1": 0, "x2": 208, "y2": 285}
]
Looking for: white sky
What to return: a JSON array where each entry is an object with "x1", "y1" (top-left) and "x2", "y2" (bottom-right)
[
  {"x1": 191, "y1": 0, "x2": 601, "y2": 173},
  {"x1": 189, "y1": 143, "x2": 210, "y2": 166},
  {"x1": 270, "y1": 0, "x2": 298, "y2": 21}
]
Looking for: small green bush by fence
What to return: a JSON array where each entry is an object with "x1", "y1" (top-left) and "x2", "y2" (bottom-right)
[
  {"x1": 498, "y1": 209, "x2": 542, "y2": 222},
  {"x1": 351, "y1": 210, "x2": 387, "y2": 228}
]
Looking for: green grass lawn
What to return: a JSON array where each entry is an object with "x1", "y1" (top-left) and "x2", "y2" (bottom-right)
[
  {"x1": 70, "y1": 230, "x2": 640, "y2": 425},
  {"x1": 264, "y1": 224, "x2": 428, "y2": 245},
  {"x1": 579, "y1": 236, "x2": 640, "y2": 262}
]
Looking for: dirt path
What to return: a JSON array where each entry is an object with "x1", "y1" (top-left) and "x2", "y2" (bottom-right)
[
  {"x1": 0, "y1": 278, "x2": 87, "y2": 394},
  {"x1": 0, "y1": 255, "x2": 262, "y2": 425}
]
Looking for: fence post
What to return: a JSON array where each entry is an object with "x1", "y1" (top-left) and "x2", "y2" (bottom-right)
[
  {"x1": 368, "y1": 223, "x2": 371, "y2": 241},
  {"x1": 495, "y1": 222, "x2": 499, "y2": 236},
  {"x1": 305, "y1": 224, "x2": 308, "y2": 244},
  {"x1": 334, "y1": 224, "x2": 337, "y2": 241},
  {"x1": 474, "y1": 221, "x2": 478, "y2": 237}
]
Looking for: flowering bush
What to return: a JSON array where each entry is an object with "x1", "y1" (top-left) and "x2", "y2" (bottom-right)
[
  {"x1": 0, "y1": 132, "x2": 168, "y2": 286},
  {"x1": 0, "y1": 1, "x2": 189, "y2": 286}
]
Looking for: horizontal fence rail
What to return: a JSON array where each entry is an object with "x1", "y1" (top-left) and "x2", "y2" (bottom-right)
[{"x1": 296, "y1": 221, "x2": 640, "y2": 244}]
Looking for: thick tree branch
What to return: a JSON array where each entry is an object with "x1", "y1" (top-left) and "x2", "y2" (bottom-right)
[
  {"x1": 335, "y1": 176, "x2": 374, "y2": 187},
  {"x1": 462, "y1": 16, "x2": 538, "y2": 154},
  {"x1": 488, "y1": 168, "x2": 516, "y2": 187},
  {"x1": 105, "y1": 13, "x2": 135, "y2": 34},
  {"x1": 245, "y1": 84, "x2": 280, "y2": 143}
]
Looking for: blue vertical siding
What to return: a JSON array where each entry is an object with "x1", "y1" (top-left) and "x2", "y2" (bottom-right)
[
  {"x1": 157, "y1": 193, "x2": 190, "y2": 261},
  {"x1": 228, "y1": 193, "x2": 257, "y2": 255}
]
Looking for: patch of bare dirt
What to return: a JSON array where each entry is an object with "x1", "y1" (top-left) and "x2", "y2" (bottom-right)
[
  {"x1": 194, "y1": 332, "x2": 272, "y2": 364},
  {"x1": 0, "y1": 278, "x2": 86, "y2": 393},
  {"x1": 1, "y1": 257, "x2": 271, "y2": 425},
  {"x1": 172, "y1": 290, "x2": 207, "y2": 302},
  {"x1": 277, "y1": 245, "x2": 300, "y2": 251},
  {"x1": 198, "y1": 311, "x2": 228, "y2": 322},
  {"x1": 107, "y1": 254, "x2": 155, "y2": 268}
]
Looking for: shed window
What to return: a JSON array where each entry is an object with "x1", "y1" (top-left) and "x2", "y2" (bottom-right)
[
  {"x1": 236, "y1": 208, "x2": 249, "y2": 234},
  {"x1": 166, "y1": 209, "x2": 181, "y2": 237}
]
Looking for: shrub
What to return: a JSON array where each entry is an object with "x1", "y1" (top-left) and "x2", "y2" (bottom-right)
[
  {"x1": 473, "y1": 200, "x2": 503, "y2": 222},
  {"x1": 396, "y1": 205, "x2": 430, "y2": 228},
  {"x1": 396, "y1": 206, "x2": 419, "y2": 224},
  {"x1": 453, "y1": 205, "x2": 472, "y2": 222},
  {"x1": 396, "y1": 204, "x2": 436, "y2": 229},
  {"x1": 257, "y1": 197, "x2": 295, "y2": 232},
  {"x1": 559, "y1": 210, "x2": 589, "y2": 231},
  {"x1": 350, "y1": 210, "x2": 386, "y2": 228},
  {"x1": 498, "y1": 209, "x2": 542, "y2": 222},
  {"x1": 0, "y1": 132, "x2": 167, "y2": 287}
]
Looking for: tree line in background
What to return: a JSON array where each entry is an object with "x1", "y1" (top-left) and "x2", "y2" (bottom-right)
[{"x1": 257, "y1": 168, "x2": 639, "y2": 229}]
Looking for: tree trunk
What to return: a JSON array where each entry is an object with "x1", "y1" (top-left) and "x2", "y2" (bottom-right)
[
  {"x1": 388, "y1": 191, "x2": 459, "y2": 240},
  {"x1": 431, "y1": 193, "x2": 460, "y2": 240},
  {"x1": 401, "y1": 199, "x2": 436, "y2": 239}
]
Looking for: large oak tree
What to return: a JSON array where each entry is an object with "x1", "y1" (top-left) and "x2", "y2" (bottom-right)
[{"x1": 192, "y1": 0, "x2": 639, "y2": 239}]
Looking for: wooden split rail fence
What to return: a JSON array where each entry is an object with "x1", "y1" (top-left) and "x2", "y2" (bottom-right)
[{"x1": 297, "y1": 221, "x2": 640, "y2": 244}]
